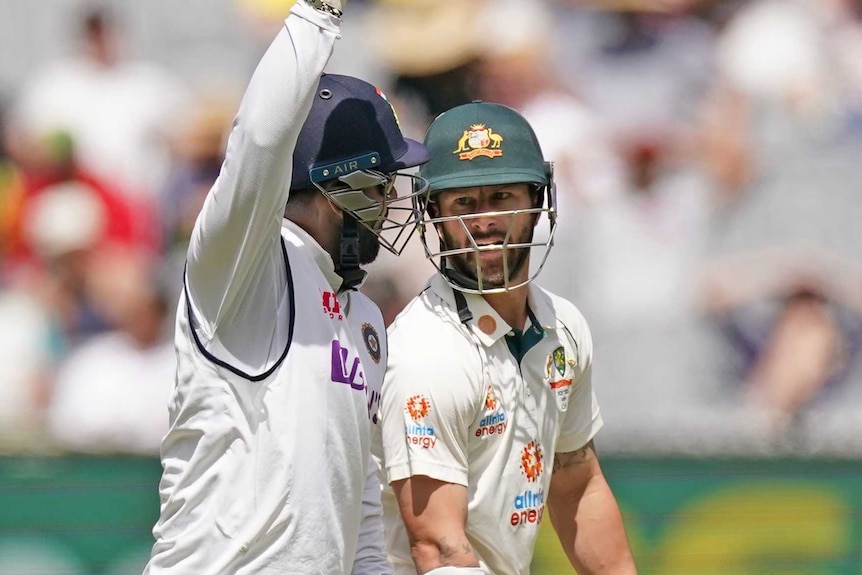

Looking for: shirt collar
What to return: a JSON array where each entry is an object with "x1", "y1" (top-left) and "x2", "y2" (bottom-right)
[
  {"x1": 429, "y1": 274, "x2": 556, "y2": 348},
  {"x1": 282, "y1": 219, "x2": 367, "y2": 292}
]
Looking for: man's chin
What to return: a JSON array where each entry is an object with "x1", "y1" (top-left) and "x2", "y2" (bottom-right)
[
  {"x1": 450, "y1": 262, "x2": 506, "y2": 288},
  {"x1": 358, "y1": 227, "x2": 381, "y2": 265}
]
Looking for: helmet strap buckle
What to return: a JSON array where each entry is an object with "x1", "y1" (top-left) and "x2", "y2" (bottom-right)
[{"x1": 336, "y1": 216, "x2": 365, "y2": 292}]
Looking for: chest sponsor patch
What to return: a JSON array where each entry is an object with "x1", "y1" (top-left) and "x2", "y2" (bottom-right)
[
  {"x1": 475, "y1": 385, "x2": 507, "y2": 438},
  {"x1": 510, "y1": 488, "x2": 545, "y2": 527},
  {"x1": 520, "y1": 440, "x2": 544, "y2": 482},
  {"x1": 331, "y1": 340, "x2": 365, "y2": 391},
  {"x1": 322, "y1": 291, "x2": 343, "y2": 321},
  {"x1": 511, "y1": 440, "x2": 546, "y2": 527}
]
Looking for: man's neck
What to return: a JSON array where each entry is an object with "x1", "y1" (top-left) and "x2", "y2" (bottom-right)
[{"x1": 484, "y1": 286, "x2": 529, "y2": 332}]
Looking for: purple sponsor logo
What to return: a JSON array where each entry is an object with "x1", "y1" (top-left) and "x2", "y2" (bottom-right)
[
  {"x1": 367, "y1": 389, "x2": 381, "y2": 424},
  {"x1": 331, "y1": 340, "x2": 366, "y2": 391}
]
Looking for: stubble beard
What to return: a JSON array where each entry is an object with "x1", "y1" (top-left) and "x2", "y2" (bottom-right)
[
  {"x1": 357, "y1": 219, "x2": 381, "y2": 265},
  {"x1": 442, "y1": 227, "x2": 531, "y2": 288}
]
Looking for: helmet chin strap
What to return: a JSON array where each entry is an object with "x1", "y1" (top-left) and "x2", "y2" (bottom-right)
[
  {"x1": 335, "y1": 215, "x2": 366, "y2": 292},
  {"x1": 442, "y1": 261, "x2": 483, "y2": 293}
]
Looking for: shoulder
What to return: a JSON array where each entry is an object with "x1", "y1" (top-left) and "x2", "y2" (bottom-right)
[
  {"x1": 387, "y1": 289, "x2": 481, "y2": 372},
  {"x1": 389, "y1": 288, "x2": 460, "y2": 342},
  {"x1": 535, "y1": 284, "x2": 593, "y2": 353},
  {"x1": 349, "y1": 290, "x2": 385, "y2": 324}
]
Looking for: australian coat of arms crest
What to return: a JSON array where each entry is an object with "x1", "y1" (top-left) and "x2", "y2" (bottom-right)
[{"x1": 453, "y1": 124, "x2": 504, "y2": 160}]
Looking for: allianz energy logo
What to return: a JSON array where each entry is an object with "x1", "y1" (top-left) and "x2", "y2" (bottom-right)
[
  {"x1": 475, "y1": 385, "x2": 507, "y2": 438},
  {"x1": 512, "y1": 440, "x2": 545, "y2": 527},
  {"x1": 404, "y1": 394, "x2": 436, "y2": 449}
]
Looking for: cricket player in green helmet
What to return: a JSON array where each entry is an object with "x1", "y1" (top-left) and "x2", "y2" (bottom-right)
[{"x1": 374, "y1": 101, "x2": 637, "y2": 575}]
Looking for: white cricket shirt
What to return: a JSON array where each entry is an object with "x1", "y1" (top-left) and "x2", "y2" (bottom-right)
[
  {"x1": 145, "y1": 4, "x2": 390, "y2": 574},
  {"x1": 376, "y1": 274, "x2": 603, "y2": 575}
]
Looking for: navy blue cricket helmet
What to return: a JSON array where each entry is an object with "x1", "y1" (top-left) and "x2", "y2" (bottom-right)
[
  {"x1": 289, "y1": 74, "x2": 431, "y2": 257},
  {"x1": 290, "y1": 74, "x2": 429, "y2": 190}
]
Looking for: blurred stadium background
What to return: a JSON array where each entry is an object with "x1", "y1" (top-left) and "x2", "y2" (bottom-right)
[{"x1": 1, "y1": 0, "x2": 862, "y2": 573}]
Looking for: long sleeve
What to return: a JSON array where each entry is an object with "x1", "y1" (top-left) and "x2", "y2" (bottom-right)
[
  {"x1": 185, "y1": 3, "x2": 340, "y2": 372},
  {"x1": 351, "y1": 456, "x2": 394, "y2": 575}
]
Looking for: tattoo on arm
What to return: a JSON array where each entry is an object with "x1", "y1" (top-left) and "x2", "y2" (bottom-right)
[
  {"x1": 436, "y1": 536, "x2": 474, "y2": 566},
  {"x1": 552, "y1": 440, "x2": 596, "y2": 474}
]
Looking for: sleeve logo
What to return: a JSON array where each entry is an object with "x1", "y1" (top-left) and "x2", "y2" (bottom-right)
[
  {"x1": 405, "y1": 394, "x2": 431, "y2": 421},
  {"x1": 404, "y1": 394, "x2": 436, "y2": 448}
]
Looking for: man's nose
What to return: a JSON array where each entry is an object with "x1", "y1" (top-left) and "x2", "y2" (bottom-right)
[{"x1": 467, "y1": 212, "x2": 499, "y2": 236}]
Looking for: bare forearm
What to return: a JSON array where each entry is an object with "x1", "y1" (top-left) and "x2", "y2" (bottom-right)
[
  {"x1": 554, "y1": 475, "x2": 637, "y2": 575},
  {"x1": 548, "y1": 443, "x2": 636, "y2": 575},
  {"x1": 392, "y1": 477, "x2": 480, "y2": 574},
  {"x1": 411, "y1": 534, "x2": 479, "y2": 573}
]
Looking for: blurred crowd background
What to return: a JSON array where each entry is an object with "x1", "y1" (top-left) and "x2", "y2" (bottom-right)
[
  {"x1": 2, "y1": 0, "x2": 862, "y2": 573},
  {"x1": 3, "y1": 0, "x2": 862, "y2": 459}
]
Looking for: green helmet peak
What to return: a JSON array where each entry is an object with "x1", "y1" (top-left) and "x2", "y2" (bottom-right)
[{"x1": 419, "y1": 101, "x2": 549, "y2": 193}]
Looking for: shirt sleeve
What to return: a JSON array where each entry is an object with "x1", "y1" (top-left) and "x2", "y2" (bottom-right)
[
  {"x1": 380, "y1": 321, "x2": 483, "y2": 487},
  {"x1": 555, "y1": 312, "x2": 604, "y2": 453},
  {"x1": 350, "y1": 456, "x2": 393, "y2": 575},
  {"x1": 185, "y1": 3, "x2": 340, "y2": 373}
]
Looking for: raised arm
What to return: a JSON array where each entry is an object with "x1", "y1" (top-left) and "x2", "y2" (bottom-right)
[
  {"x1": 186, "y1": 2, "x2": 340, "y2": 337},
  {"x1": 547, "y1": 441, "x2": 637, "y2": 575}
]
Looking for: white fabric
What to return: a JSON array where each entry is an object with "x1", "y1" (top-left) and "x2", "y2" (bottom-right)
[
  {"x1": 376, "y1": 275, "x2": 603, "y2": 575},
  {"x1": 145, "y1": 4, "x2": 391, "y2": 574},
  {"x1": 424, "y1": 567, "x2": 489, "y2": 575}
]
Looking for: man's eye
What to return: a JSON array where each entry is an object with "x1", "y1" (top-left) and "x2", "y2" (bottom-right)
[{"x1": 454, "y1": 197, "x2": 473, "y2": 206}]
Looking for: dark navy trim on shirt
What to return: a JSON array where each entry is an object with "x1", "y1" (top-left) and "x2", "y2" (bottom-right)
[{"x1": 184, "y1": 238, "x2": 295, "y2": 382}]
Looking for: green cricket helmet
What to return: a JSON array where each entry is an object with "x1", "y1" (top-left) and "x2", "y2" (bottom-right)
[{"x1": 414, "y1": 101, "x2": 558, "y2": 294}]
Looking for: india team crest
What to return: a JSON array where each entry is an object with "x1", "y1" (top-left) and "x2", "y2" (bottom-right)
[
  {"x1": 520, "y1": 441, "x2": 544, "y2": 483},
  {"x1": 452, "y1": 124, "x2": 504, "y2": 160},
  {"x1": 361, "y1": 323, "x2": 381, "y2": 364}
]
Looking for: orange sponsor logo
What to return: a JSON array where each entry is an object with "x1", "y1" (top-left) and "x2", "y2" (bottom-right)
[
  {"x1": 405, "y1": 395, "x2": 431, "y2": 421},
  {"x1": 520, "y1": 441, "x2": 544, "y2": 483},
  {"x1": 484, "y1": 386, "x2": 498, "y2": 410}
]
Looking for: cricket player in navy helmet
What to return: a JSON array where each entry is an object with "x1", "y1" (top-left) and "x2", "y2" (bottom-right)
[
  {"x1": 144, "y1": 1, "x2": 429, "y2": 574},
  {"x1": 374, "y1": 102, "x2": 637, "y2": 575}
]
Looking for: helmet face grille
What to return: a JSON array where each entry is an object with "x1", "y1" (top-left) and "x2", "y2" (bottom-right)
[
  {"x1": 414, "y1": 101, "x2": 556, "y2": 293},
  {"x1": 317, "y1": 171, "x2": 431, "y2": 256},
  {"x1": 415, "y1": 177, "x2": 558, "y2": 294}
]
